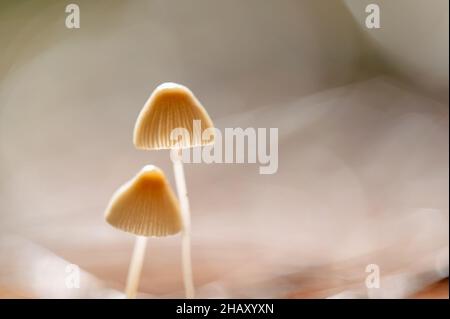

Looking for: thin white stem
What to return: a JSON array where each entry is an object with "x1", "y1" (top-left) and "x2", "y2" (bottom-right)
[
  {"x1": 172, "y1": 152, "x2": 195, "y2": 299},
  {"x1": 125, "y1": 236, "x2": 148, "y2": 299}
]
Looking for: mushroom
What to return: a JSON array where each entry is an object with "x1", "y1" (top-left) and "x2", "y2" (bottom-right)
[
  {"x1": 133, "y1": 82, "x2": 214, "y2": 298},
  {"x1": 105, "y1": 165, "x2": 182, "y2": 298}
]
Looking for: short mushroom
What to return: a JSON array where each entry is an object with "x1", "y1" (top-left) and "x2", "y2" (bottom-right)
[{"x1": 105, "y1": 165, "x2": 182, "y2": 298}]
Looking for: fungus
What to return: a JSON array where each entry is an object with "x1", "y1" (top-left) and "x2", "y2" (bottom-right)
[
  {"x1": 105, "y1": 165, "x2": 182, "y2": 298},
  {"x1": 133, "y1": 82, "x2": 214, "y2": 298}
]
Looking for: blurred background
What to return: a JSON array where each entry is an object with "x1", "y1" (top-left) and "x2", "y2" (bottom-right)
[{"x1": 0, "y1": 0, "x2": 448, "y2": 298}]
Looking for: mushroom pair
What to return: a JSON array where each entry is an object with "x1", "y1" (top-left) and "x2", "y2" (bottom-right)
[{"x1": 104, "y1": 83, "x2": 214, "y2": 299}]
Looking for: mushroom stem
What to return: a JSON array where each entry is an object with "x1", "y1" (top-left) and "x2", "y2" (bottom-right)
[
  {"x1": 172, "y1": 153, "x2": 195, "y2": 299},
  {"x1": 125, "y1": 235, "x2": 148, "y2": 299}
]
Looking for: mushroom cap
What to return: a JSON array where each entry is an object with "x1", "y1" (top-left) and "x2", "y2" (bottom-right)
[
  {"x1": 133, "y1": 82, "x2": 215, "y2": 150},
  {"x1": 105, "y1": 165, "x2": 182, "y2": 237}
]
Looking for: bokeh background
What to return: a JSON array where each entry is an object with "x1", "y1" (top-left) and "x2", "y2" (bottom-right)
[{"x1": 0, "y1": 0, "x2": 448, "y2": 298}]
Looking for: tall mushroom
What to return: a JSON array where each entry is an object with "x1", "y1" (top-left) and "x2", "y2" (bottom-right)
[
  {"x1": 133, "y1": 82, "x2": 214, "y2": 298},
  {"x1": 105, "y1": 165, "x2": 182, "y2": 298}
]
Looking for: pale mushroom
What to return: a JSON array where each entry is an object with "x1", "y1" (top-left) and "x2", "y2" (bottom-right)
[
  {"x1": 133, "y1": 82, "x2": 214, "y2": 298},
  {"x1": 105, "y1": 165, "x2": 182, "y2": 298}
]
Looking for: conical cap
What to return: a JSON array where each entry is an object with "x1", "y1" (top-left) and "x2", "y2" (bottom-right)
[
  {"x1": 105, "y1": 165, "x2": 182, "y2": 237},
  {"x1": 133, "y1": 82, "x2": 214, "y2": 149}
]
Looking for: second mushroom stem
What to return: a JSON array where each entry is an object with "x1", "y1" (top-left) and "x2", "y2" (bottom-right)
[
  {"x1": 125, "y1": 235, "x2": 148, "y2": 299},
  {"x1": 172, "y1": 151, "x2": 195, "y2": 299}
]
